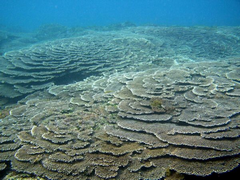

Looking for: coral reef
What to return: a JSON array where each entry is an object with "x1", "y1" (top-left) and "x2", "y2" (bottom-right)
[
  {"x1": 0, "y1": 29, "x2": 161, "y2": 105},
  {"x1": 2, "y1": 171, "x2": 46, "y2": 180},
  {"x1": 0, "y1": 108, "x2": 10, "y2": 119},
  {"x1": 0, "y1": 26, "x2": 240, "y2": 179},
  {"x1": 0, "y1": 58, "x2": 239, "y2": 179},
  {"x1": 150, "y1": 97, "x2": 163, "y2": 112},
  {"x1": 1, "y1": 26, "x2": 240, "y2": 106}
]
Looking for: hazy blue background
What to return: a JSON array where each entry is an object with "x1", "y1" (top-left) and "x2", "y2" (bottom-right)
[{"x1": 0, "y1": 0, "x2": 240, "y2": 31}]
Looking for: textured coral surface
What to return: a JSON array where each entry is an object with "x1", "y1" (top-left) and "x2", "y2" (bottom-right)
[{"x1": 0, "y1": 26, "x2": 240, "y2": 179}]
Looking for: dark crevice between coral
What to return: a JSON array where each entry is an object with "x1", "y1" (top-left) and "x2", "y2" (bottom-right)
[
  {"x1": 53, "y1": 71, "x2": 101, "y2": 85},
  {"x1": 185, "y1": 164, "x2": 240, "y2": 180},
  {"x1": 0, "y1": 161, "x2": 11, "y2": 179}
]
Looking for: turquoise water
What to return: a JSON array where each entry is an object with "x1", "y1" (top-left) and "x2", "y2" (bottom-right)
[{"x1": 0, "y1": 0, "x2": 240, "y2": 31}]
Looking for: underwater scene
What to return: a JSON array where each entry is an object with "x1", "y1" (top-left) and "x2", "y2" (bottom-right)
[{"x1": 0, "y1": 0, "x2": 240, "y2": 180}]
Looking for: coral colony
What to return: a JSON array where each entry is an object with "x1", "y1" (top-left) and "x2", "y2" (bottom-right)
[{"x1": 0, "y1": 26, "x2": 240, "y2": 179}]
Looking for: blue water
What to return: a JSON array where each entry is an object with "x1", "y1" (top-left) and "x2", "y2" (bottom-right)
[{"x1": 0, "y1": 0, "x2": 240, "y2": 31}]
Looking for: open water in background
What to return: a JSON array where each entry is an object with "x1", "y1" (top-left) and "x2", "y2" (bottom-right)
[{"x1": 0, "y1": 0, "x2": 240, "y2": 31}]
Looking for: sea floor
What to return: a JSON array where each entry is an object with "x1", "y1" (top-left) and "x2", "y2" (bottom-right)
[{"x1": 0, "y1": 25, "x2": 240, "y2": 179}]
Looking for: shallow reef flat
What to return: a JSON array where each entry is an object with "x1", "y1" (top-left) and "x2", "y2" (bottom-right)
[
  {"x1": 0, "y1": 54, "x2": 240, "y2": 179},
  {"x1": 1, "y1": 26, "x2": 240, "y2": 106}
]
